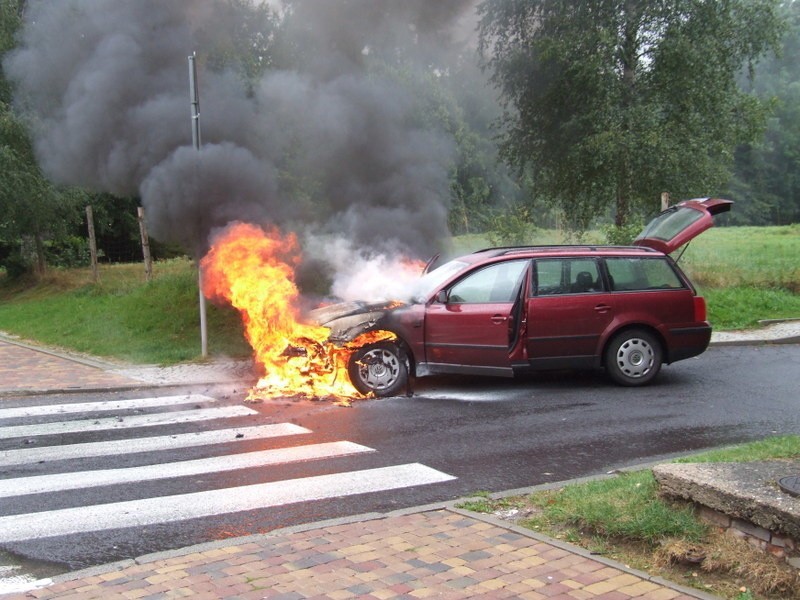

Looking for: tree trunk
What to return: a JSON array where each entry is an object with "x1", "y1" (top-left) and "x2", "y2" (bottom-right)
[{"x1": 615, "y1": 0, "x2": 640, "y2": 228}]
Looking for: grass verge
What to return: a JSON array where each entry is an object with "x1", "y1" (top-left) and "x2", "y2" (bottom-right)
[
  {"x1": 458, "y1": 435, "x2": 800, "y2": 599},
  {"x1": 0, "y1": 259, "x2": 250, "y2": 364}
]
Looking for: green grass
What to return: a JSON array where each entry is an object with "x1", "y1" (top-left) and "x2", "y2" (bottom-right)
[
  {"x1": 679, "y1": 224, "x2": 800, "y2": 291},
  {"x1": 705, "y1": 286, "x2": 800, "y2": 329},
  {"x1": 524, "y1": 470, "x2": 708, "y2": 543},
  {"x1": 0, "y1": 259, "x2": 250, "y2": 364},
  {"x1": 674, "y1": 435, "x2": 800, "y2": 463}
]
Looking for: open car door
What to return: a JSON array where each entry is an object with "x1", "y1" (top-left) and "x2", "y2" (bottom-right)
[{"x1": 633, "y1": 198, "x2": 733, "y2": 254}]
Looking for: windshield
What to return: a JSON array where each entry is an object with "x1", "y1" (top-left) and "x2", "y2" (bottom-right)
[{"x1": 410, "y1": 259, "x2": 470, "y2": 302}]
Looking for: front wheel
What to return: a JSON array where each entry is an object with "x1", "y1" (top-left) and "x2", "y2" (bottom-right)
[
  {"x1": 348, "y1": 342, "x2": 409, "y2": 397},
  {"x1": 604, "y1": 329, "x2": 662, "y2": 386}
]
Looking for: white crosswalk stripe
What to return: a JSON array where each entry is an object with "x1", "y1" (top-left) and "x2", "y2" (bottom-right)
[
  {"x1": 0, "y1": 423, "x2": 311, "y2": 467},
  {"x1": 0, "y1": 464, "x2": 455, "y2": 543},
  {"x1": 0, "y1": 394, "x2": 217, "y2": 419},
  {"x1": 0, "y1": 394, "x2": 456, "y2": 545},
  {"x1": 0, "y1": 441, "x2": 374, "y2": 497},
  {"x1": 0, "y1": 405, "x2": 258, "y2": 439}
]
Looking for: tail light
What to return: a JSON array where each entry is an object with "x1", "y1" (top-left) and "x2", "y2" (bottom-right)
[{"x1": 693, "y1": 296, "x2": 707, "y2": 322}]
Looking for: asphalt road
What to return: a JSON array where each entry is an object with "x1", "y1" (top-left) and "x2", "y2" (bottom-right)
[{"x1": 1, "y1": 343, "x2": 798, "y2": 576}]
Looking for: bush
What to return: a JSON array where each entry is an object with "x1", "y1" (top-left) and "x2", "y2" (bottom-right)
[
  {"x1": 1, "y1": 251, "x2": 32, "y2": 280},
  {"x1": 487, "y1": 205, "x2": 535, "y2": 246},
  {"x1": 603, "y1": 222, "x2": 643, "y2": 246}
]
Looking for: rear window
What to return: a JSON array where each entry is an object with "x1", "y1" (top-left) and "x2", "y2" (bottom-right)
[
  {"x1": 634, "y1": 206, "x2": 703, "y2": 243},
  {"x1": 605, "y1": 257, "x2": 685, "y2": 291}
]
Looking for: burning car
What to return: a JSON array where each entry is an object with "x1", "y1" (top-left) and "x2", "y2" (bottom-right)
[{"x1": 310, "y1": 198, "x2": 732, "y2": 396}]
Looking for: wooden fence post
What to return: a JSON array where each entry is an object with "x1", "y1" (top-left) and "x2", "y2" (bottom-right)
[
  {"x1": 661, "y1": 192, "x2": 671, "y2": 211},
  {"x1": 137, "y1": 207, "x2": 153, "y2": 282},
  {"x1": 85, "y1": 205, "x2": 99, "y2": 283}
]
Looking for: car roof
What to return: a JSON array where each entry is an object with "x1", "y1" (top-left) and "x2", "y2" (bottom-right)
[{"x1": 468, "y1": 245, "x2": 662, "y2": 260}]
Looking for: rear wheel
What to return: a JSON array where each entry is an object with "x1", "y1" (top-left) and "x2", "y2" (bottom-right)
[
  {"x1": 348, "y1": 342, "x2": 408, "y2": 397},
  {"x1": 605, "y1": 329, "x2": 662, "y2": 386}
]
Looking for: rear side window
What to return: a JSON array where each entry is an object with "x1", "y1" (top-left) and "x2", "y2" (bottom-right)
[
  {"x1": 605, "y1": 258, "x2": 685, "y2": 291},
  {"x1": 534, "y1": 259, "x2": 602, "y2": 295}
]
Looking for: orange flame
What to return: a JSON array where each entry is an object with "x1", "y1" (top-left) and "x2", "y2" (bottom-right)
[{"x1": 200, "y1": 222, "x2": 392, "y2": 403}]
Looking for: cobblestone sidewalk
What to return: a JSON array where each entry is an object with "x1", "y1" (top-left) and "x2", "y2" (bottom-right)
[{"x1": 5, "y1": 510, "x2": 710, "y2": 600}]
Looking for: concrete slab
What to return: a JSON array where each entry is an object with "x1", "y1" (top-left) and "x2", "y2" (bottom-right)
[{"x1": 653, "y1": 460, "x2": 800, "y2": 541}]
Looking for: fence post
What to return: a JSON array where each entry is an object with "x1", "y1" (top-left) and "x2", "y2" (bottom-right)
[
  {"x1": 85, "y1": 205, "x2": 99, "y2": 283},
  {"x1": 661, "y1": 192, "x2": 671, "y2": 211},
  {"x1": 137, "y1": 207, "x2": 153, "y2": 282}
]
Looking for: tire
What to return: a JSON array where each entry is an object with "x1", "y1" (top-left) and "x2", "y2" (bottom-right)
[
  {"x1": 604, "y1": 329, "x2": 662, "y2": 386},
  {"x1": 348, "y1": 342, "x2": 409, "y2": 397}
]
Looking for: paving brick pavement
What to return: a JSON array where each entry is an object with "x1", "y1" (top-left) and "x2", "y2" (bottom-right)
[
  {"x1": 0, "y1": 340, "x2": 141, "y2": 395},
  {"x1": 3, "y1": 509, "x2": 712, "y2": 600}
]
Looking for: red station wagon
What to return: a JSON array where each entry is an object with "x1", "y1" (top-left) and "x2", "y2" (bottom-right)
[{"x1": 312, "y1": 198, "x2": 732, "y2": 396}]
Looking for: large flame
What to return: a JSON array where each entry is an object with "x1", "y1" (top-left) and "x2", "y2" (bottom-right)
[{"x1": 200, "y1": 222, "x2": 394, "y2": 403}]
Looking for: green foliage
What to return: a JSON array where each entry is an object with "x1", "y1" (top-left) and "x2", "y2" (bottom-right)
[
  {"x1": 1, "y1": 0, "x2": 87, "y2": 275},
  {"x1": 486, "y1": 204, "x2": 536, "y2": 246},
  {"x1": 478, "y1": 0, "x2": 785, "y2": 231},
  {"x1": 602, "y1": 222, "x2": 643, "y2": 246},
  {"x1": 729, "y1": 1, "x2": 800, "y2": 226},
  {"x1": 202, "y1": 0, "x2": 281, "y2": 88}
]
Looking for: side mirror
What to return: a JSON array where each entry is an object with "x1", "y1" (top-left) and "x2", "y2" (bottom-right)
[{"x1": 435, "y1": 290, "x2": 448, "y2": 304}]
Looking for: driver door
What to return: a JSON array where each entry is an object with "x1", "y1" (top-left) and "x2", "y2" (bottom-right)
[{"x1": 423, "y1": 259, "x2": 529, "y2": 376}]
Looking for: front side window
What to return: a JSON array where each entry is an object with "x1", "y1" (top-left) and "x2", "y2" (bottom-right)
[
  {"x1": 447, "y1": 260, "x2": 528, "y2": 303},
  {"x1": 534, "y1": 259, "x2": 602, "y2": 295},
  {"x1": 605, "y1": 257, "x2": 685, "y2": 291}
]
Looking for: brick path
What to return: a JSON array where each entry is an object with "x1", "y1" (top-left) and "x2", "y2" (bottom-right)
[
  {"x1": 0, "y1": 340, "x2": 139, "y2": 394},
  {"x1": 6, "y1": 510, "x2": 706, "y2": 600}
]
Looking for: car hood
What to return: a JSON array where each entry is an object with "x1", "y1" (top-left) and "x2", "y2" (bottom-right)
[
  {"x1": 633, "y1": 197, "x2": 733, "y2": 254},
  {"x1": 307, "y1": 300, "x2": 402, "y2": 343}
]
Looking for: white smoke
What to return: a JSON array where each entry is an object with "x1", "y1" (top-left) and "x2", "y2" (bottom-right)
[{"x1": 303, "y1": 234, "x2": 429, "y2": 303}]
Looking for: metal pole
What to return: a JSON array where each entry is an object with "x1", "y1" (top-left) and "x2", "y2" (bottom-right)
[{"x1": 189, "y1": 52, "x2": 208, "y2": 358}]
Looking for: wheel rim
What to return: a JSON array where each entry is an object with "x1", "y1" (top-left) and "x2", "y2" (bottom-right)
[
  {"x1": 615, "y1": 337, "x2": 655, "y2": 379},
  {"x1": 356, "y1": 348, "x2": 401, "y2": 390}
]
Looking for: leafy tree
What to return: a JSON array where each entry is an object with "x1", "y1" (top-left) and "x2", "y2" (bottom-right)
[
  {"x1": 1, "y1": 0, "x2": 84, "y2": 276},
  {"x1": 478, "y1": 0, "x2": 785, "y2": 231},
  {"x1": 730, "y1": 0, "x2": 800, "y2": 225}
]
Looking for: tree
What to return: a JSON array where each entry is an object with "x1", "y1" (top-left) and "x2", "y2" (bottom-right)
[
  {"x1": 1, "y1": 0, "x2": 83, "y2": 276},
  {"x1": 729, "y1": 0, "x2": 800, "y2": 225},
  {"x1": 478, "y1": 0, "x2": 784, "y2": 231}
]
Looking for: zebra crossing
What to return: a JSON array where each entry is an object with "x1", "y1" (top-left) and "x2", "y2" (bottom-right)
[{"x1": 0, "y1": 393, "x2": 456, "y2": 549}]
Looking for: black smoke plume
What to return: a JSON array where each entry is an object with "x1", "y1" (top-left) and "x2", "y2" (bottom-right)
[{"x1": 4, "y1": 0, "x2": 476, "y2": 268}]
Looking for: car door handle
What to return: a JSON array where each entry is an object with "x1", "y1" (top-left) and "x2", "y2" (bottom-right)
[
  {"x1": 491, "y1": 314, "x2": 508, "y2": 324},
  {"x1": 594, "y1": 304, "x2": 611, "y2": 314}
]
